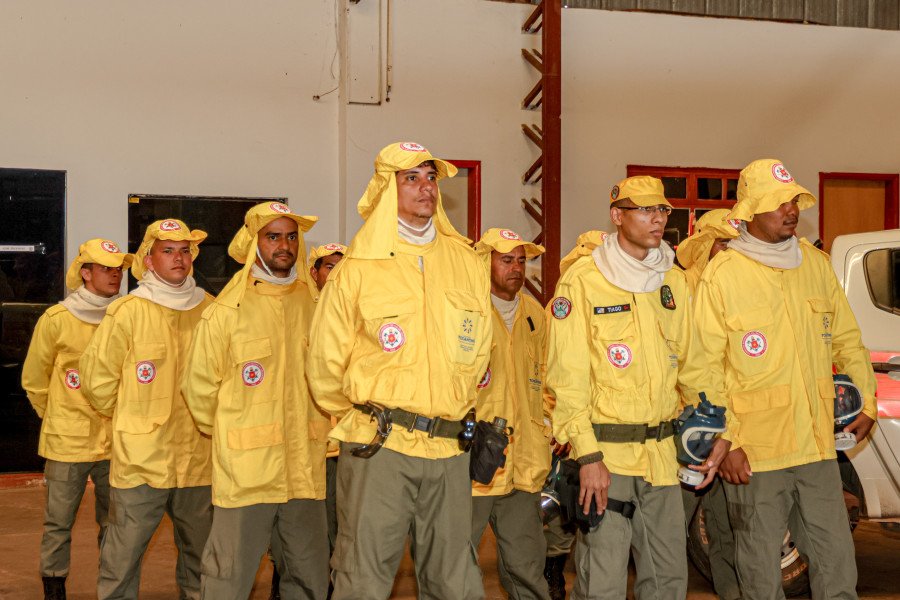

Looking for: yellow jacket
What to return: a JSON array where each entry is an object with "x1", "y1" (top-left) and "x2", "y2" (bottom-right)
[
  {"x1": 687, "y1": 241, "x2": 877, "y2": 472},
  {"x1": 80, "y1": 295, "x2": 214, "y2": 489},
  {"x1": 546, "y1": 257, "x2": 698, "y2": 486},
  {"x1": 22, "y1": 305, "x2": 112, "y2": 462},
  {"x1": 307, "y1": 236, "x2": 492, "y2": 459},
  {"x1": 473, "y1": 293, "x2": 550, "y2": 496},
  {"x1": 183, "y1": 277, "x2": 328, "y2": 507}
]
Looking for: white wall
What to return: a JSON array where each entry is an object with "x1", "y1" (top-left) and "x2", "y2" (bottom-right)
[
  {"x1": 0, "y1": 0, "x2": 341, "y2": 259},
  {"x1": 562, "y1": 8, "x2": 900, "y2": 249}
]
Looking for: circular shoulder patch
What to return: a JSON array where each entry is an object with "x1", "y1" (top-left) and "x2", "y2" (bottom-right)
[
  {"x1": 64, "y1": 369, "x2": 81, "y2": 390},
  {"x1": 771, "y1": 163, "x2": 794, "y2": 183},
  {"x1": 607, "y1": 344, "x2": 633, "y2": 369},
  {"x1": 241, "y1": 362, "x2": 265, "y2": 386},
  {"x1": 379, "y1": 323, "x2": 406, "y2": 352},
  {"x1": 400, "y1": 142, "x2": 426, "y2": 153},
  {"x1": 728, "y1": 219, "x2": 741, "y2": 230},
  {"x1": 136, "y1": 361, "x2": 157, "y2": 384},
  {"x1": 159, "y1": 220, "x2": 181, "y2": 231},
  {"x1": 100, "y1": 240, "x2": 120, "y2": 253},
  {"x1": 499, "y1": 229, "x2": 521, "y2": 241},
  {"x1": 551, "y1": 297, "x2": 572, "y2": 320},
  {"x1": 741, "y1": 331, "x2": 768, "y2": 357},
  {"x1": 477, "y1": 367, "x2": 492, "y2": 389},
  {"x1": 270, "y1": 202, "x2": 291, "y2": 214},
  {"x1": 610, "y1": 185, "x2": 620, "y2": 201}
]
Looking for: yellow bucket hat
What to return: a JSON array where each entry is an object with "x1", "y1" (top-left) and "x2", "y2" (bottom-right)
[
  {"x1": 560, "y1": 230, "x2": 608, "y2": 276},
  {"x1": 308, "y1": 242, "x2": 348, "y2": 269},
  {"x1": 675, "y1": 209, "x2": 741, "y2": 270},
  {"x1": 728, "y1": 159, "x2": 816, "y2": 222},
  {"x1": 216, "y1": 202, "x2": 318, "y2": 308},
  {"x1": 610, "y1": 176, "x2": 672, "y2": 208},
  {"x1": 131, "y1": 219, "x2": 207, "y2": 281},
  {"x1": 65, "y1": 238, "x2": 134, "y2": 290},
  {"x1": 474, "y1": 228, "x2": 544, "y2": 259},
  {"x1": 350, "y1": 142, "x2": 465, "y2": 260}
]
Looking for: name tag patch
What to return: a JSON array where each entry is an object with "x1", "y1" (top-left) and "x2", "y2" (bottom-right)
[{"x1": 594, "y1": 304, "x2": 631, "y2": 315}]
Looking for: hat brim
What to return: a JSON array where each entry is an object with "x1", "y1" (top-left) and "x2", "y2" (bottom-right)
[
  {"x1": 476, "y1": 238, "x2": 545, "y2": 259},
  {"x1": 64, "y1": 253, "x2": 134, "y2": 290},
  {"x1": 729, "y1": 189, "x2": 815, "y2": 222},
  {"x1": 619, "y1": 193, "x2": 673, "y2": 208}
]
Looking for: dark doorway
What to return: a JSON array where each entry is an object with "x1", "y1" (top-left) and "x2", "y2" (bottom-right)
[
  {"x1": 127, "y1": 195, "x2": 279, "y2": 295},
  {"x1": 0, "y1": 168, "x2": 66, "y2": 473}
]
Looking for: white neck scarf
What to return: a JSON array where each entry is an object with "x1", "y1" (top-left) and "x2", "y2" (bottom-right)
[
  {"x1": 59, "y1": 285, "x2": 118, "y2": 325},
  {"x1": 398, "y1": 217, "x2": 436, "y2": 245},
  {"x1": 727, "y1": 223, "x2": 802, "y2": 269},
  {"x1": 491, "y1": 294, "x2": 519, "y2": 332},
  {"x1": 130, "y1": 271, "x2": 206, "y2": 311},
  {"x1": 252, "y1": 249, "x2": 298, "y2": 285},
  {"x1": 591, "y1": 232, "x2": 674, "y2": 293}
]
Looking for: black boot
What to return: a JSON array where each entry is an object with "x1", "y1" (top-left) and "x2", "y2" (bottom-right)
[
  {"x1": 269, "y1": 565, "x2": 281, "y2": 600},
  {"x1": 42, "y1": 577, "x2": 66, "y2": 600},
  {"x1": 544, "y1": 555, "x2": 567, "y2": 600}
]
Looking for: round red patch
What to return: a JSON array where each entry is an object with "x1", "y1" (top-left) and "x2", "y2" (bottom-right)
[
  {"x1": 324, "y1": 243, "x2": 344, "y2": 252},
  {"x1": 379, "y1": 323, "x2": 406, "y2": 352},
  {"x1": 741, "y1": 331, "x2": 768, "y2": 358},
  {"x1": 771, "y1": 163, "x2": 794, "y2": 183},
  {"x1": 399, "y1": 142, "x2": 426, "y2": 153},
  {"x1": 136, "y1": 361, "x2": 156, "y2": 384},
  {"x1": 499, "y1": 229, "x2": 521, "y2": 241},
  {"x1": 551, "y1": 297, "x2": 572, "y2": 320},
  {"x1": 64, "y1": 369, "x2": 81, "y2": 390},
  {"x1": 607, "y1": 344, "x2": 633, "y2": 369},
  {"x1": 241, "y1": 362, "x2": 265, "y2": 387},
  {"x1": 477, "y1": 368, "x2": 492, "y2": 389},
  {"x1": 728, "y1": 219, "x2": 741, "y2": 230},
  {"x1": 159, "y1": 220, "x2": 181, "y2": 231},
  {"x1": 100, "y1": 240, "x2": 120, "y2": 253},
  {"x1": 270, "y1": 202, "x2": 291, "y2": 214}
]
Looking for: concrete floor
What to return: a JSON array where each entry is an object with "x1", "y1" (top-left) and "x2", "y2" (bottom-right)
[{"x1": 1, "y1": 481, "x2": 899, "y2": 599}]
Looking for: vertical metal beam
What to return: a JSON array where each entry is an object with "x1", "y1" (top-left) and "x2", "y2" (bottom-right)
[{"x1": 541, "y1": 0, "x2": 561, "y2": 303}]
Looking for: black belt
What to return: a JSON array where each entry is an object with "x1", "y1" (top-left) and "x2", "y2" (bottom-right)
[
  {"x1": 592, "y1": 420, "x2": 678, "y2": 444},
  {"x1": 354, "y1": 404, "x2": 465, "y2": 439}
]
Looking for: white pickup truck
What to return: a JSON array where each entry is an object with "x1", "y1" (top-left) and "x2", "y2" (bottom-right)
[{"x1": 688, "y1": 230, "x2": 900, "y2": 595}]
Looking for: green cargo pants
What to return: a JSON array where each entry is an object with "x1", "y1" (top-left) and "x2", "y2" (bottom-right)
[
  {"x1": 97, "y1": 484, "x2": 212, "y2": 600},
  {"x1": 331, "y1": 443, "x2": 482, "y2": 600},
  {"x1": 40, "y1": 459, "x2": 110, "y2": 577},
  {"x1": 681, "y1": 478, "x2": 741, "y2": 600},
  {"x1": 572, "y1": 474, "x2": 686, "y2": 600},
  {"x1": 469, "y1": 490, "x2": 550, "y2": 600},
  {"x1": 724, "y1": 459, "x2": 857, "y2": 600}
]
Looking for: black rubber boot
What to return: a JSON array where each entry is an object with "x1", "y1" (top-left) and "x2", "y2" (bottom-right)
[
  {"x1": 42, "y1": 577, "x2": 66, "y2": 600},
  {"x1": 269, "y1": 565, "x2": 281, "y2": 600},
  {"x1": 544, "y1": 555, "x2": 567, "y2": 600}
]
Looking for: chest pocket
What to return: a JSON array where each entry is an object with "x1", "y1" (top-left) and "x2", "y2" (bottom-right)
[
  {"x1": 808, "y1": 297, "x2": 834, "y2": 347},
  {"x1": 231, "y1": 337, "x2": 273, "y2": 404},
  {"x1": 443, "y1": 289, "x2": 486, "y2": 367},
  {"x1": 657, "y1": 319, "x2": 682, "y2": 369},
  {"x1": 590, "y1": 315, "x2": 642, "y2": 380},
  {"x1": 54, "y1": 352, "x2": 89, "y2": 404},
  {"x1": 129, "y1": 341, "x2": 169, "y2": 410},
  {"x1": 360, "y1": 296, "x2": 417, "y2": 365},
  {"x1": 725, "y1": 306, "x2": 774, "y2": 379}
]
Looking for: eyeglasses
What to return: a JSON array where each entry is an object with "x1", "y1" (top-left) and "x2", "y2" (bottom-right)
[{"x1": 616, "y1": 205, "x2": 673, "y2": 216}]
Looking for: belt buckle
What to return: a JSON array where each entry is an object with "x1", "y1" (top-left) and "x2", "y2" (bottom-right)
[
  {"x1": 413, "y1": 414, "x2": 432, "y2": 434},
  {"x1": 644, "y1": 424, "x2": 659, "y2": 443}
]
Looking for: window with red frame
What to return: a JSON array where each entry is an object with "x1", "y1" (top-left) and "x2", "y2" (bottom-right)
[{"x1": 627, "y1": 165, "x2": 740, "y2": 249}]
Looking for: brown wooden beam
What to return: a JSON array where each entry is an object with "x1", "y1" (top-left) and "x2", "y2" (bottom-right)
[
  {"x1": 521, "y1": 123, "x2": 543, "y2": 148},
  {"x1": 522, "y1": 3, "x2": 543, "y2": 33},
  {"x1": 522, "y1": 156, "x2": 543, "y2": 185},
  {"x1": 522, "y1": 80, "x2": 543, "y2": 110},
  {"x1": 541, "y1": 0, "x2": 561, "y2": 302},
  {"x1": 521, "y1": 48, "x2": 543, "y2": 71},
  {"x1": 521, "y1": 197, "x2": 542, "y2": 222}
]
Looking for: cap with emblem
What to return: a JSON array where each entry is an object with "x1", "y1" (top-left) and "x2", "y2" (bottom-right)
[
  {"x1": 308, "y1": 242, "x2": 349, "y2": 269},
  {"x1": 728, "y1": 158, "x2": 816, "y2": 222},
  {"x1": 65, "y1": 238, "x2": 134, "y2": 290},
  {"x1": 474, "y1": 228, "x2": 544, "y2": 260},
  {"x1": 228, "y1": 202, "x2": 317, "y2": 265},
  {"x1": 610, "y1": 176, "x2": 671, "y2": 208},
  {"x1": 131, "y1": 219, "x2": 207, "y2": 281}
]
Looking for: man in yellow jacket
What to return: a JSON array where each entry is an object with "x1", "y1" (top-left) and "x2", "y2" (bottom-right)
[
  {"x1": 309, "y1": 242, "x2": 346, "y2": 297},
  {"x1": 689, "y1": 159, "x2": 877, "y2": 599},
  {"x1": 307, "y1": 142, "x2": 492, "y2": 600},
  {"x1": 546, "y1": 177, "x2": 713, "y2": 600},
  {"x1": 80, "y1": 219, "x2": 213, "y2": 600},
  {"x1": 467, "y1": 228, "x2": 550, "y2": 600},
  {"x1": 182, "y1": 202, "x2": 330, "y2": 600},
  {"x1": 22, "y1": 239, "x2": 132, "y2": 600}
]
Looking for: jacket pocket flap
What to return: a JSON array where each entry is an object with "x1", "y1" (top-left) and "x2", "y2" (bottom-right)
[
  {"x1": 731, "y1": 385, "x2": 791, "y2": 414},
  {"x1": 44, "y1": 417, "x2": 91, "y2": 437},
  {"x1": 445, "y1": 289, "x2": 484, "y2": 314},
  {"x1": 818, "y1": 377, "x2": 836, "y2": 400},
  {"x1": 725, "y1": 306, "x2": 774, "y2": 331},
  {"x1": 134, "y1": 342, "x2": 167, "y2": 361},
  {"x1": 115, "y1": 412, "x2": 168, "y2": 434},
  {"x1": 227, "y1": 422, "x2": 284, "y2": 450},
  {"x1": 808, "y1": 298, "x2": 832, "y2": 313},
  {"x1": 359, "y1": 296, "x2": 417, "y2": 320},
  {"x1": 593, "y1": 316, "x2": 635, "y2": 341},
  {"x1": 231, "y1": 337, "x2": 272, "y2": 364},
  {"x1": 54, "y1": 351, "x2": 81, "y2": 369}
]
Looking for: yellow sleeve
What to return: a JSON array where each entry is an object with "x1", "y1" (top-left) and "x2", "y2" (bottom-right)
[
  {"x1": 827, "y1": 268, "x2": 878, "y2": 421},
  {"x1": 690, "y1": 276, "x2": 742, "y2": 450},
  {"x1": 545, "y1": 276, "x2": 600, "y2": 459},
  {"x1": 80, "y1": 313, "x2": 130, "y2": 418},
  {"x1": 536, "y1": 308, "x2": 553, "y2": 423},
  {"x1": 675, "y1": 279, "x2": 702, "y2": 408},
  {"x1": 21, "y1": 311, "x2": 57, "y2": 419},
  {"x1": 306, "y1": 283, "x2": 357, "y2": 418},
  {"x1": 472, "y1": 267, "x2": 493, "y2": 404},
  {"x1": 182, "y1": 307, "x2": 229, "y2": 435}
]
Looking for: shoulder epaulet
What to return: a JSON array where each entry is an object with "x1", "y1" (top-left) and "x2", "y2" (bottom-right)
[
  {"x1": 44, "y1": 304, "x2": 68, "y2": 318},
  {"x1": 104, "y1": 294, "x2": 138, "y2": 316},
  {"x1": 799, "y1": 238, "x2": 830, "y2": 261},
  {"x1": 558, "y1": 254, "x2": 595, "y2": 283},
  {"x1": 700, "y1": 248, "x2": 738, "y2": 281}
]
